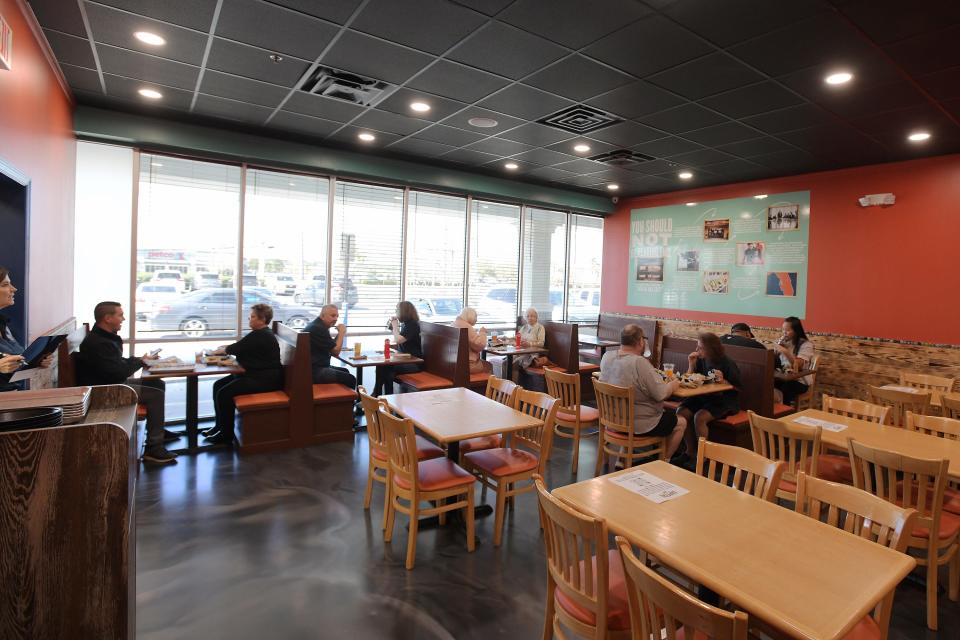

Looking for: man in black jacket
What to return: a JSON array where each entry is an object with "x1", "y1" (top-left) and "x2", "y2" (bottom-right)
[
  {"x1": 77, "y1": 301, "x2": 175, "y2": 464},
  {"x1": 720, "y1": 322, "x2": 766, "y2": 350}
]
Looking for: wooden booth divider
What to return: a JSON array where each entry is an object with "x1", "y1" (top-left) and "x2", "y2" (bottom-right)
[{"x1": 397, "y1": 321, "x2": 469, "y2": 392}]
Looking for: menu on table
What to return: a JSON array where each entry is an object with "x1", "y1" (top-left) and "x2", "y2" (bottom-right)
[
  {"x1": 610, "y1": 469, "x2": 689, "y2": 503},
  {"x1": 793, "y1": 415, "x2": 848, "y2": 432}
]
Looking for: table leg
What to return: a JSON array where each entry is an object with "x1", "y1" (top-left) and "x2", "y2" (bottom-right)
[
  {"x1": 504, "y1": 354, "x2": 513, "y2": 381},
  {"x1": 186, "y1": 375, "x2": 199, "y2": 450}
]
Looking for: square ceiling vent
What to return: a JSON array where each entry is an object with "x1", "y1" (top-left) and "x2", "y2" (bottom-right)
[
  {"x1": 589, "y1": 149, "x2": 655, "y2": 167},
  {"x1": 537, "y1": 104, "x2": 623, "y2": 134},
  {"x1": 299, "y1": 65, "x2": 392, "y2": 107}
]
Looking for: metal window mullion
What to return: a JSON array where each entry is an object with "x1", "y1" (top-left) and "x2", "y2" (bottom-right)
[
  {"x1": 517, "y1": 204, "x2": 526, "y2": 324},
  {"x1": 463, "y1": 195, "x2": 472, "y2": 307},
  {"x1": 128, "y1": 149, "x2": 141, "y2": 353},
  {"x1": 236, "y1": 164, "x2": 247, "y2": 340},
  {"x1": 400, "y1": 186, "x2": 410, "y2": 302},
  {"x1": 325, "y1": 177, "x2": 336, "y2": 307},
  {"x1": 562, "y1": 212, "x2": 572, "y2": 323}
]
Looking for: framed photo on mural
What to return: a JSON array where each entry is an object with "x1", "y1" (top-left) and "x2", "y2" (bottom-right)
[
  {"x1": 736, "y1": 242, "x2": 765, "y2": 266},
  {"x1": 635, "y1": 256, "x2": 664, "y2": 282},
  {"x1": 767, "y1": 204, "x2": 800, "y2": 231},
  {"x1": 702, "y1": 271, "x2": 729, "y2": 294},
  {"x1": 766, "y1": 272, "x2": 798, "y2": 297},
  {"x1": 703, "y1": 219, "x2": 730, "y2": 241}
]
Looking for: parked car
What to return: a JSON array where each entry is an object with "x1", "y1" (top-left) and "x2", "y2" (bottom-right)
[
  {"x1": 144, "y1": 288, "x2": 315, "y2": 337},
  {"x1": 412, "y1": 297, "x2": 463, "y2": 323},
  {"x1": 294, "y1": 275, "x2": 358, "y2": 308},
  {"x1": 265, "y1": 273, "x2": 297, "y2": 296},
  {"x1": 134, "y1": 283, "x2": 180, "y2": 318},
  {"x1": 151, "y1": 270, "x2": 185, "y2": 292},
  {"x1": 569, "y1": 288, "x2": 600, "y2": 319},
  {"x1": 475, "y1": 286, "x2": 517, "y2": 321}
]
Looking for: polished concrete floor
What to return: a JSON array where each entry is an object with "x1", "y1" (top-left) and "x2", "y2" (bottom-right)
[{"x1": 137, "y1": 426, "x2": 958, "y2": 639}]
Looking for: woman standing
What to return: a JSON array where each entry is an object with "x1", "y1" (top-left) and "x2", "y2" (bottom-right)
[
  {"x1": 774, "y1": 316, "x2": 815, "y2": 405},
  {"x1": 677, "y1": 332, "x2": 741, "y2": 457},
  {"x1": 373, "y1": 300, "x2": 423, "y2": 396},
  {"x1": 452, "y1": 307, "x2": 492, "y2": 375},
  {"x1": 511, "y1": 307, "x2": 545, "y2": 381},
  {"x1": 0, "y1": 266, "x2": 53, "y2": 391}
]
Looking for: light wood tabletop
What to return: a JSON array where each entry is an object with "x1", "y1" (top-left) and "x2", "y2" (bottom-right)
[
  {"x1": 670, "y1": 381, "x2": 734, "y2": 398},
  {"x1": 552, "y1": 460, "x2": 915, "y2": 640},
  {"x1": 787, "y1": 409, "x2": 960, "y2": 479},
  {"x1": 333, "y1": 351, "x2": 423, "y2": 369},
  {"x1": 878, "y1": 384, "x2": 942, "y2": 408},
  {"x1": 379, "y1": 387, "x2": 542, "y2": 444}
]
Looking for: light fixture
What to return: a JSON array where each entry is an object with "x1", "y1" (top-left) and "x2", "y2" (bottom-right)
[
  {"x1": 824, "y1": 71, "x2": 853, "y2": 85},
  {"x1": 468, "y1": 117, "x2": 498, "y2": 128},
  {"x1": 138, "y1": 88, "x2": 163, "y2": 100},
  {"x1": 685, "y1": 202, "x2": 696, "y2": 206},
  {"x1": 134, "y1": 31, "x2": 165, "y2": 46},
  {"x1": 269, "y1": 54, "x2": 283, "y2": 63},
  {"x1": 908, "y1": 131, "x2": 931, "y2": 142},
  {"x1": 573, "y1": 143, "x2": 591, "y2": 153},
  {"x1": 357, "y1": 132, "x2": 376, "y2": 142},
  {"x1": 754, "y1": 194, "x2": 768, "y2": 199},
  {"x1": 504, "y1": 162, "x2": 519, "y2": 170},
  {"x1": 410, "y1": 101, "x2": 431, "y2": 113},
  {"x1": 607, "y1": 184, "x2": 619, "y2": 191},
  {"x1": 678, "y1": 171, "x2": 693, "y2": 180}
]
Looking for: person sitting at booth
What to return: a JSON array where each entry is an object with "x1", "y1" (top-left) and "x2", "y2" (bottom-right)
[
  {"x1": 372, "y1": 300, "x2": 422, "y2": 396},
  {"x1": 305, "y1": 304, "x2": 356, "y2": 389},
  {"x1": 0, "y1": 266, "x2": 54, "y2": 391},
  {"x1": 677, "y1": 332, "x2": 741, "y2": 457},
  {"x1": 774, "y1": 316, "x2": 815, "y2": 405},
  {"x1": 512, "y1": 307, "x2": 545, "y2": 381},
  {"x1": 720, "y1": 322, "x2": 765, "y2": 350},
  {"x1": 452, "y1": 307, "x2": 492, "y2": 375}
]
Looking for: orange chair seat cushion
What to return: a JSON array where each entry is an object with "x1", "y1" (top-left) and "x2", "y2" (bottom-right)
[
  {"x1": 396, "y1": 371, "x2": 454, "y2": 391},
  {"x1": 773, "y1": 402, "x2": 795, "y2": 417},
  {"x1": 579, "y1": 361, "x2": 600, "y2": 373},
  {"x1": 554, "y1": 549, "x2": 630, "y2": 631},
  {"x1": 393, "y1": 458, "x2": 475, "y2": 491},
  {"x1": 908, "y1": 505, "x2": 960, "y2": 540},
  {"x1": 136, "y1": 403, "x2": 147, "y2": 419},
  {"x1": 464, "y1": 447, "x2": 538, "y2": 477},
  {"x1": 711, "y1": 410, "x2": 748, "y2": 428},
  {"x1": 841, "y1": 615, "x2": 880, "y2": 640},
  {"x1": 371, "y1": 435, "x2": 443, "y2": 462},
  {"x1": 817, "y1": 453, "x2": 853, "y2": 484},
  {"x1": 557, "y1": 405, "x2": 600, "y2": 424},
  {"x1": 234, "y1": 391, "x2": 289, "y2": 411},
  {"x1": 312, "y1": 383, "x2": 356, "y2": 403},
  {"x1": 459, "y1": 434, "x2": 502, "y2": 454}
]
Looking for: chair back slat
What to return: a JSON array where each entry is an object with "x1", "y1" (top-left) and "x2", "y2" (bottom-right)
[
  {"x1": 848, "y1": 439, "x2": 948, "y2": 523},
  {"x1": 485, "y1": 375, "x2": 519, "y2": 407},
  {"x1": 822, "y1": 394, "x2": 890, "y2": 424},
  {"x1": 899, "y1": 372, "x2": 955, "y2": 394},
  {"x1": 358, "y1": 386, "x2": 389, "y2": 455},
  {"x1": 593, "y1": 379, "x2": 633, "y2": 434},
  {"x1": 866, "y1": 385, "x2": 932, "y2": 427},
  {"x1": 748, "y1": 411, "x2": 820, "y2": 482},
  {"x1": 513, "y1": 390, "x2": 558, "y2": 472},
  {"x1": 378, "y1": 406, "x2": 420, "y2": 489},
  {"x1": 905, "y1": 412, "x2": 960, "y2": 441},
  {"x1": 544, "y1": 368, "x2": 580, "y2": 414},
  {"x1": 942, "y1": 393, "x2": 960, "y2": 421},
  {"x1": 695, "y1": 438, "x2": 786, "y2": 502}
]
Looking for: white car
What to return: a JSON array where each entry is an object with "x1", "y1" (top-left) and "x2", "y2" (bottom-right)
[
  {"x1": 265, "y1": 274, "x2": 297, "y2": 296},
  {"x1": 151, "y1": 270, "x2": 185, "y2": 292},
  {"x1": 135, "y1": 282, "x2": 180, "y2": 317}
]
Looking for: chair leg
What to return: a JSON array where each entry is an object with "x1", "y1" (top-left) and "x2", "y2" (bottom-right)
[
  {"x1": 927, "y1": 542, "x2": 939, "y2": 630},
  {"x1": 950, "y1": 541, "x2": 959, "y2": 602},
  {"x1": 541, "y1": 577, "x2": 556, "y2": 640},
  {"x1": 383, "y1": 492, "x2": 396, "y2": 543},
  {"x1": 494, "y1": 481, "x2": 507, "y2": 547},
  {"x1": 465, "y1": 485, "x2": 476, "y2": 553},
  {"x1": 595, "y1": 433, "x2": 605, "y2": 477},
  {"x1": 571, "y1": 423, "x2": 580, "y2": 475},
  {"x1": 381, "y1": 480, "x2": 391, "y2": 530},
  {"x1": 438, "y1": 497, "x2": 447, "y2": 526},
  {"x1": 405, "y1": 508, "x2": 419, "y2": 570},
  {"x1": 363, "y1": 460, "x2": 375, "y2": 509}
]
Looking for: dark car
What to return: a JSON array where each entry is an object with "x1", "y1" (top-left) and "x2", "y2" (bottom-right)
[
  {"x1": 144, "y1": 288, "x2": 315, "y2": 337},
  {"x1": 294, "y1": 276, "x2": 359, "y2": 308}
]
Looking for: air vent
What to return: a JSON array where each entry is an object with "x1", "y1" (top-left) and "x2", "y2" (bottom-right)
[
  {"x1": 537, "y1": 104, "x2": 623, "y2": 134},
  {"x1": 299, "y1": 65, "x2": 392, "y2": 107},
  {"x1": 589, "y1": 149, "x2": 655, "y2": 167}
]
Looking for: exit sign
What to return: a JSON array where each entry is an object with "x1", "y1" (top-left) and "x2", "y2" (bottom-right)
[{"x1": 0, "y1": 14, "x2": 11, "y2": 71}]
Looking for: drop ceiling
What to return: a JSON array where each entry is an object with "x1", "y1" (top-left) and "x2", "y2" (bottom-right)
[{"x1": 27, "y1": 0, "x2": 960, "y2": 197}]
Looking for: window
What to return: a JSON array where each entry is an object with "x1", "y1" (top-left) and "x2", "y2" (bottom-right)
[
  {"x1": 135, "y1": 154, "x2": 241, "y2": 339},
  {"x1": 331, "y1": 181, "x2": 404, "y2": 327},
  {"x1": 468, "y1": 201, "x2": 520, "y2": 324},
  {"x1": 405, "y1": 191, "x2": 466, "y2": 316},
  {"x1": 567, "y1": 214, "x2": 604, "y2": 322},
  {"x1": 521, "y1": 207, "x2": 567, "y2": 322}
]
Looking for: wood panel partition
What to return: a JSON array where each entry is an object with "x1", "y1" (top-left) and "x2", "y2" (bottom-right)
[
  {"x1": 0, "y1": 384, "x2": 138, "y2": 639},
  {"x1": 543, "y1": 321, "x2": 578, "y2": 373},
  {"x1": 419, "y1": 322, "x2": 469, "y2": 387}
]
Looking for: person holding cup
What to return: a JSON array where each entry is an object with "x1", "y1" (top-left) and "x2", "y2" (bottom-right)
[
  {"x1": 372, "y1": 300, "x2": 422, "y2": 396},
  {"x1": 676, "y1": 332, "x2": 741, "y2": 458}
]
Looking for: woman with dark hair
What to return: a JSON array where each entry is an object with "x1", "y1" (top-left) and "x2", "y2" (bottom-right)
[
  {"x1": 774, "y1": 316, "x2": 815, "y2": 405},
  {"x1": 373, "y1": 300, "x2": 423, "y2": 396},
  {"x1": 677, "y1": 332, "x2": 741, "y2": 457},
  {"x1": 0, "y1": 266, "x2": 53, "y2": 391}
]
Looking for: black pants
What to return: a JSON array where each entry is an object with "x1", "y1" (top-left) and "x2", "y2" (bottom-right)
[
  {"x1": 126, "y1": 378, "x2": 165, "y2": 449},
  {"x1": 213, "y1": 373, "x2": 282, "y2": 437},
  {"x1": 313, "y1": 366, "x2": 357, "y2": 389},
  {"x1": 775, "y1": 379, "x2": 809, "y2": 405},
  {"x1": 373, "y1": 363, "x2": 421, "y2": 396}
]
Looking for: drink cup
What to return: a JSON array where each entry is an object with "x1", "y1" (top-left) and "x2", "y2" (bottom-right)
[
  {"x1": 354, "y1": 342, "x2": 361, "y2": 358},
  {"x1": 663, "y1": 363, "x2": 675, "y2": 379}
]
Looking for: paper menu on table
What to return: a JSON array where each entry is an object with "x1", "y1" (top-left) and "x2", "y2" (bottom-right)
[
  {"x1": 610, "y1": 470, "x2": 689, "y2": 503},
  {"x1": 880, "y1": 385, "x2": 920, "y2": 394},
  {"x1": 793, "y1": 416, "x2": 848, "y2": 432}
]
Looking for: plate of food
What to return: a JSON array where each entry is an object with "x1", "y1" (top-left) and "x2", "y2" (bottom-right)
[{"x1": 679, "y1": 373, "x2": 706, "y2": 388}]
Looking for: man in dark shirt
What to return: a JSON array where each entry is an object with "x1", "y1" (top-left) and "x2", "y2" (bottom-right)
[
  {"x1": 305, "y1": 304, "x2": 356, "y2": 389},
  {"x1": 720, "y1": 322, "x2": 766, "y2": 350},
  {"x1": 77, "y1": 301, "x2": 175, "y2": 464}
]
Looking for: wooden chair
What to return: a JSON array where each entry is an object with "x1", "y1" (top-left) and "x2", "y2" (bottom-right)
[
  {"x1": 794, "y1": 472, "x2": 918, "y2": 640},
  {"x1": 792, "y1": 354, "x2": 820, "y2": 411},
  {"x1": 866, "y1": 384, "x2": 931, "y2": 428},
  {"x1": 822, "y1": 394, "x2": 891, "y2": 424},
  {"x1": 615, "y1": 536, "x2": 749, "y2": 640},
  {"x1": 535, "y1": 476, "x2": 631, "y2": 640},
  {"x1": 379, "y1": 407, "x2": 476, "y2": 570},
  {"x1": 458, "y1": 376, "x2": 518, "y2": 459},
  {"x1": 942, "y1": 393, "x2": 960, "y2": 421},
  {"x1": 905, "y1": 412, "x2": 960, "y2": 517},
  {"x1": 695, "y1": 438, "x2": 785, "y2": 503},
  {"x1": 545, "y1": 368, "x2": 599, "y2": 475},
  {"x1": 848, "y1": 439, "x2": 959, "y2": 631},
  {"x1": 899, "y1": 372, "x2": 956, "y2": 395},
  {"x1": 358, "y1": 387, "x2": 443, "y2": 528},
  {"x1": 593, "y1": 379, "x2": 667, "y2": 477},
  {"x1": 748, "y1": 411, "x2": 824, "y2": 501},
  {"x1": 462, "y1": 390, "x2": 558, "y2": 546}
]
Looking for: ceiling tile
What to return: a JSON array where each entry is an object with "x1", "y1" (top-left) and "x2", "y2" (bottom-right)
[
  {"x1": 698, "y1": 81, "x2": 803, "y2": 119},
  {"x1": 662, "y1": 0, "x2": 831, "y2": 48},
  {"x1": 836, "y1": 0, "x2": 960, "y2": 45},
  {"x1": 96, "y1": 44, "x2": 200, "y2": 91},
  {"x1": 884, "y1": 24, "x2": 960, "y2": 76},
  {"x1": 777, "y1": 124, "x2": 884, "y2": 155},
  {"x1": 265, "y1": 0, "x2": 364, "y2": 24},
  {"x1": 440, "y1": 107, "x2": 525, "y2": 135},
  {"x1": 696, "y1": 157, "x2": 768, "y2": 177},
  {"x1": 410, "y1": 124, "x2": 486, "y2": 147},
  {"x1": 716, "y1": 136, "x2": 793, "y2": 158},
  {"x1": 59, "y1": 63, "x2": 103, "y2": 94},
  {"x1": 917, "y1": 66, "x2": 960, "y2": 101},
  {"x1": 782, "y1": 72, "x2": 928, "y2": 120},
  {"x1": 43, "y1": 30, "x2": 96, "y2": 69},
  {"x1": 480, "y1": 158, "x2": 539, "y2": 174},
  {"x1": 29, "y1": 0, "x2": 87, "y2": 37},
  {"x1": 637, "y1": 103, "x2": 728, "y2": 134},
  {"x1": 321, "y1": 31, "x2": 433, "y2": 85},
  {"x1": 216, "y1": 0, "x2": 339, "y2": 61},
  {"x1": 440, "y1": 148, "x2": 502, "y2": 166},
  {"x1": 585, "y1": 81, "x2": 684, "y2": 119},
  {"x1": 327, "y1": 126, "x2": 404, "y2": 146},
  {"x1": 631, "y1": 137, "x2": 704, "y2": 158},
  {"x1": 463, "y1": 137, "x2": 533, "y2": 157},
  {"x1": 496, "y1": 123, "x2": 575, "y2": 147},
  {"x1": 376, "y1": 89, "x2": 467, "y2": 123},
  {"x1": 544, "y1": 137, "x2": 619, "y2": 156},
  {"x1": 406, "y1": 60, "x2": 510, "y2": 103},
  {"x1": 552, "y1": 158, "x2": 608, "y2": 174},
  {"x1": 477, "y1": 84, "x2": 574, "y2": 120},
  {"x1": 586, "y1": 121, "x2": 663, "y2": 146},
  {"x1": 740, "y1": 103, "x2": 835, "y2": 134},
  {"x1": 666, "y1": 148, "x2": 739, "y2": 167},
  {"x1": 282, "y1": 92, "x2": 366, "y2": 122},
  {"x1": 447, "y1": 23, "x2": 567, "y2": 80},
  {"x1": 621, "y1": 159, "x2": 685, "y2": 176},
  {"x1": 448, "y1": 0, "x2": 514, "y2": 15},
  {"x1": 683, "y1": 121, "x2": 761, "y2": 146},
  {"x1": 270, "y1": 110, "x2": 344, "y2": 137},
  {"x1": 193, "y1": 94, "x2": 274, "y2": 124},
  {"x1": 103, "y1": 73, "x2": 194, "y2": 109},
  {"x1": 387, "y1": 138, "x2": 458, "y2": 158},
  {"x1": 352, "y1": 109, "x2": 430, "y2": 136},
  {"x1": 84, "y1": 3, "x2": 208, "y2": 66},
  {"x1": 849, "y1": 104, "x2": 955, "y2": 138},
  {"x1": 352, "y1": 0, "x2": 487, "y2": 55},
  {"x1": 206, "y1": 38, "x2": 311, "y2": 87},
  {"x1": 524, "y1": 56, "x2": 634, "y2": 102},
  {"x1": 647, "y1": 53, "x2": 765, "y2": 101},
  {"x1": 90, "y1": 0, "x2": 219, "y2": 31},
  {"x1": 509, "y1": 147, "x2": 576, "y2": 166},
  {"x1": 500, "y1": 0, "x2": 651, "y2": 49},
  {"x1": 583, "y1": 16, "x2": 714, "y2": 78},
  {"x1": 198, "y1": 70, "x2": 289, "y2": 108},
  {"x1": 523, "y1": 166, "x2": 578, "y2": 181}
]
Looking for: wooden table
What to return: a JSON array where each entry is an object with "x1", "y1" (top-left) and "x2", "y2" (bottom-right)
[
  {"x1": 878, "y1": 384, "x2": 943, "y2": 409},
  {"x1": 670, "y1": 381, "x2": 734, "y2": 399},
  {"x1": 141, "y1": 363, "x2": 243, "y2": 453},
  {"x1": 578, "y1": 334, "x2": 619, "y2": 358},
  {"x1": 786, "y1": 409, "x2": 960, "y2": 480},
  {"x1": 553, "y1": 460, "x2": 915, "y2": 640},
  {"x1": 333, "y1": 351, "x2": 423, "y2": 370},
  {"x1": 482, "y1": 345, "x2": 547, "y2": 380}
]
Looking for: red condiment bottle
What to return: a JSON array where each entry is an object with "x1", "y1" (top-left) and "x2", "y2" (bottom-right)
[
  {"x1": 383, "y1": 338, "x2": 391, "y2": 360},
  {"x1": 515, "y1": 331, "x2": 522, "y2": 348}
]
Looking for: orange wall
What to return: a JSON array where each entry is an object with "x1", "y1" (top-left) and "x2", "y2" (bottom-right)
[
  {"x1": 602, "y1": 154, "x2": 960, "y2": 345},
  {"x1": 0, "y1": 0, "x2": 76, "y2": 339}
]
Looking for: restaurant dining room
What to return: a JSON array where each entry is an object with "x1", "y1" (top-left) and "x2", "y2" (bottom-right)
[{"x1": 2, "y1": 0, "x2": 960, "y2": 638}]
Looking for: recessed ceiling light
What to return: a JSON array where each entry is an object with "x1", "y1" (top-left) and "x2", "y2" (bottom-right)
[
  {"x1": 468, "y1": 117, "x2": 498, "y2": 128},
  {"x1": 357, "y1": 132, "x2": 376, "y2": 142},
  {"x1": 607, "y1": 184, "x2": 619, "y2": 191},
  {"x1": 134, "y1": 31, "x2": 165, "y2": 46},
  {"x1": 504, "y1": 162, "x2": 519, "y2": 170},
  {"x1": 824, "y1": 71, "x2": 853, "y2": 85},
  {"x1": 678, "y1": 171, "x2": 693, "y2": 180},
  {"x1": 907, "y1": 131, "x2": 931, "y2": 142},
  {"x1": 410, "y1": 102, "x2": 431, "y2": 113},
  {"x1": 138, "y1": 88, "x2": 163, "y2": 100},
  {"x1": 685, "y1": 202, "x2": 696, "y2": 206},
  {"x1": 754, "y1": 194, "x2": 768, "y2": 199},
  {"x1": 269, "y1": 54, "x2": 283, "y2": 63},
  {"x1": 573, "y1": 143, "x2": 591, "y2": 153}
]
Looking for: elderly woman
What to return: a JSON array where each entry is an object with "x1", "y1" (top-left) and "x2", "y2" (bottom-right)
[
  {"x1": 512, "y1": 307, "x2": 545, "y2": 380},
  {"x1": 0, "y1": 266, "x2": 53, "y2": 391},
  {"x1": 452, "y1": 307, "x2": 492, "y2": 374}
]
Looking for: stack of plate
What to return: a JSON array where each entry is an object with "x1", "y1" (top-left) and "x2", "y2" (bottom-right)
[
  {"x1": 0, "y1": 407, "x2": 63, "y2": 433},
  {"x1": 0, "y1": 387, "x2": 92, "y2": 424}
]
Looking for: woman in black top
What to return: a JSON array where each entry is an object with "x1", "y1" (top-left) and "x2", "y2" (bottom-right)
[
  {"x1": 676, "y1": 332, "x2": 741, "y2": 457},
  {"x1": 204, "y1": 303, "x2": 283, "y2": 445},
  {"x1": 372, "y1": 300, "x2": 423, "y2": 396},
  {"x1": 0, "y1": 266, "x2": 53, "y2": 391}
]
